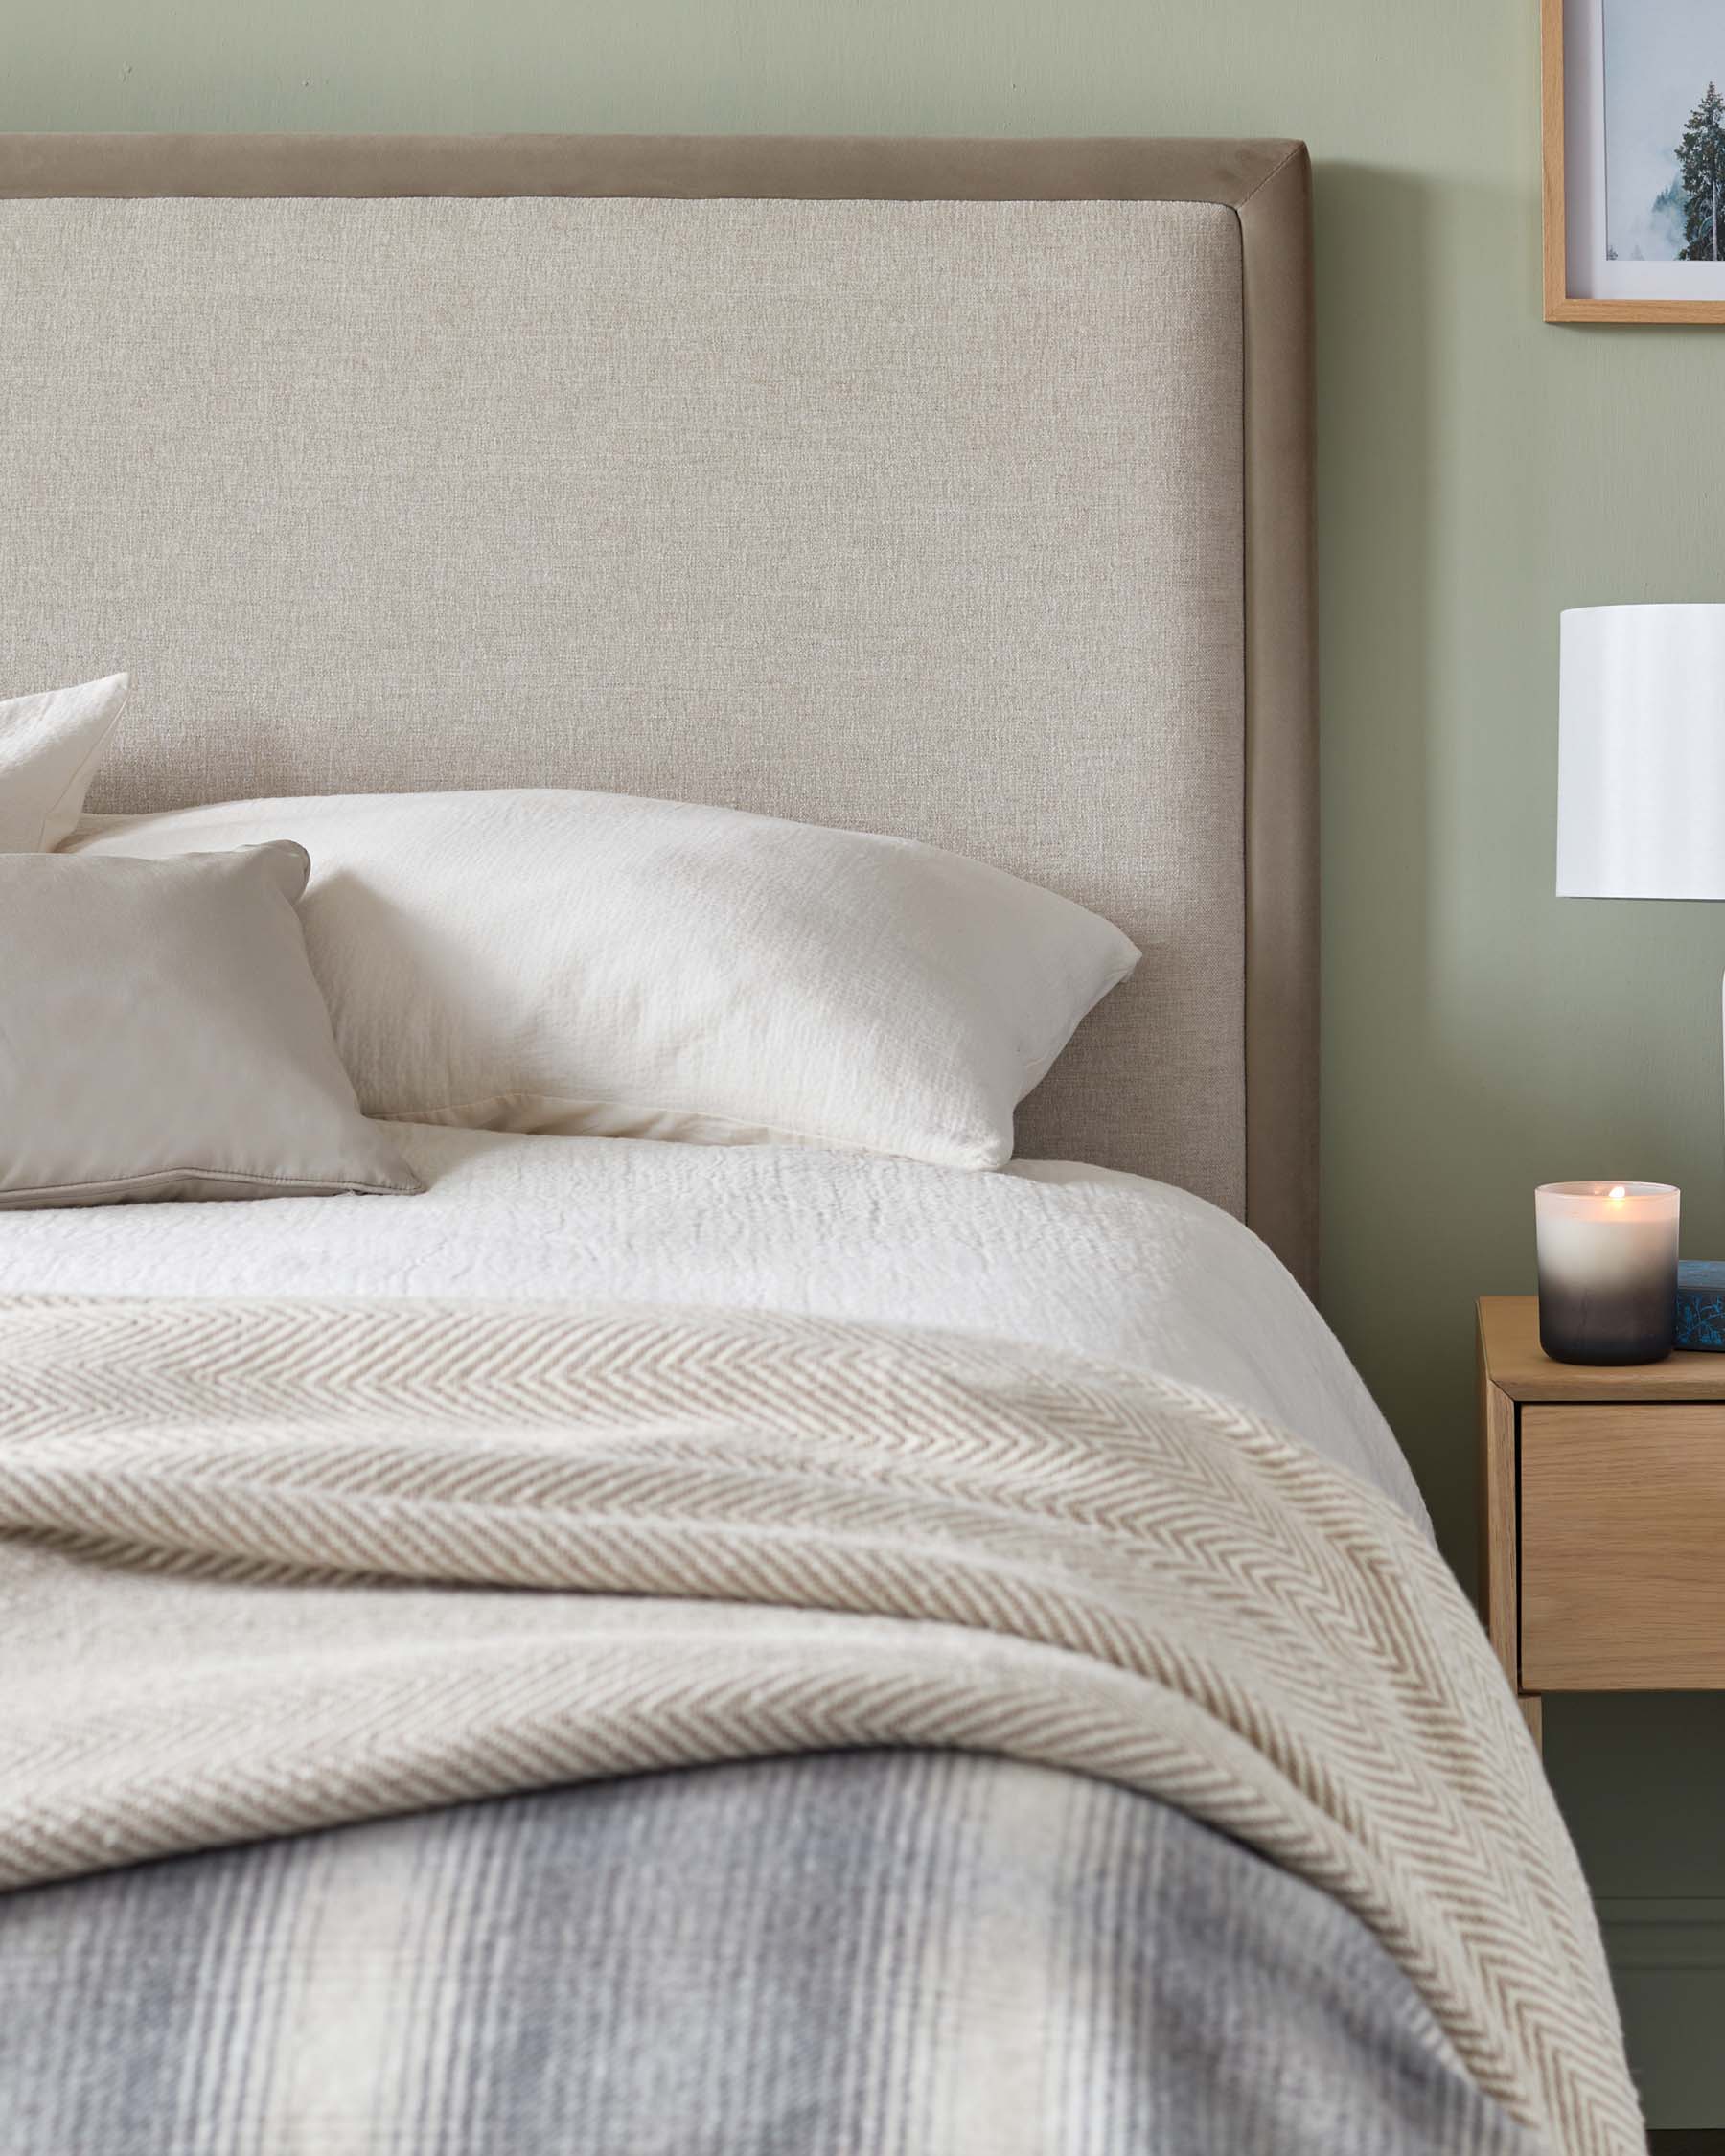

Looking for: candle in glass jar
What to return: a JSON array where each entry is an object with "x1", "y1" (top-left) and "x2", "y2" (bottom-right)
[{"x1": 1534, "y1": 1181, "x2": 1679, "y2": 1365}]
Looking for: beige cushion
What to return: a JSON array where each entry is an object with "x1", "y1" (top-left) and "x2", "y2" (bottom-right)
[
  {"x1": 0, "y1": 675, "x2": 130, "y2": 852},
  {"x1": 74, "y1": 790, "x2": 1140, "y2": 1170},
  {"x1": 0, "y1": 845, "x2": 422, "y2": 1207}
]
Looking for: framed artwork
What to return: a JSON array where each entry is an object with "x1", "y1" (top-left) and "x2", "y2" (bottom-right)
[{"x1": 1543, "y1": 0, "x2": 1725, "y2": 321}]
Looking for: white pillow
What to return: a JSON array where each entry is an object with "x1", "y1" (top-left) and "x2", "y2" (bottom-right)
[
  {"x1": 0, "y1": 675, "x2": 130, "y2": 852},
  {"x1": 73, "y1": 790, "x2": 1139, "y2": 1169}
]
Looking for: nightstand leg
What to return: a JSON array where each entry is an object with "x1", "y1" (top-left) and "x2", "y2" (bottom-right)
[{"x1": 1518, "y1": 1695, "x2": 1543, "y2": 1753}]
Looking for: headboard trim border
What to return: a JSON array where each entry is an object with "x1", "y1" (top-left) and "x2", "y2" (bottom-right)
[{"x1": 0, "y1": 133, "x2": 1318, "y2": 1294}]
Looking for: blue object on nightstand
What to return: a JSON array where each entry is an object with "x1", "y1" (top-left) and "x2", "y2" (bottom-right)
[{"x1": 1674, "y1": 1260, "x2": 1725, "y2": 1350}]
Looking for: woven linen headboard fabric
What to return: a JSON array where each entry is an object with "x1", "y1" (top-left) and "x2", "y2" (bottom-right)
[{"x1": 0, "y1": 136, "x2": 1318, "y2": 1290}]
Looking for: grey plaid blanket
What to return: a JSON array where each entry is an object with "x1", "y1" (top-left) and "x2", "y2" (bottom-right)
[
  {"x1": 3, "y1": 1753, "x2": 1541, "y2": 2155},
  {"x1": 0, "y1": 1294, "x2": 1642, "y2": 2152}
]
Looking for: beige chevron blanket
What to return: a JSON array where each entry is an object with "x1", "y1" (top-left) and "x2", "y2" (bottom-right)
[{"x1": 0, "y1": 1294, "x2": 1639, "y2": 2154}]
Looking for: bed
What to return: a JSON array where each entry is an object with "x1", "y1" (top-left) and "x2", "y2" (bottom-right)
[{"x1": 0, "y1": 135, "x2": 1637, "y2": 2153}]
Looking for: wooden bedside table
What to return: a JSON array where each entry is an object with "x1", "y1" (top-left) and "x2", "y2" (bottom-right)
[{"x1": 1479, "y1": 1295, "x2": 1725, "y2": 1753}]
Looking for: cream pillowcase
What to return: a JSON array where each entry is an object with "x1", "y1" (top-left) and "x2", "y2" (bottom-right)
[
  {"x1": 0, "y1": 674, "x2": 131, "y2": 852},
  {"x1": 74, "y1": 790, "x2": 1140, "y2": 1170},
  {"x1": 0, "y1": 845, "x2": 422, "y2": 1208}
]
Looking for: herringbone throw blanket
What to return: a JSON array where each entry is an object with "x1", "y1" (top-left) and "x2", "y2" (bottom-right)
[{"x1": 0, "y1": 1295, "x2": 1640, "y2": 2153}]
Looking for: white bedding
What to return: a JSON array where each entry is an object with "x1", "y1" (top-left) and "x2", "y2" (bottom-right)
[{"x1": 0, "y1": 1124, "x2": 1427, "y2": 1525}]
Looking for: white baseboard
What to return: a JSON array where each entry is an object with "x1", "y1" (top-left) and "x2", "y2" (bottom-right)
[
  {"x1": 1598, "y1": 1899, "x2": 1725, "y2": 2125},
  {"x1": 1598, "y1": 1897, "x2": 1725, "y2": 1972}
]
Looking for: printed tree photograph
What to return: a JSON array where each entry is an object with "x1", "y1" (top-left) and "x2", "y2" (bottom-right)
[{"x1": 1604, "y1": 0, "x2": 1725, "y2": 261}]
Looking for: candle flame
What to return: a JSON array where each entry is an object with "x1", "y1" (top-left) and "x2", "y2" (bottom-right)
[{"x1": 1608, "y1": 1185, "x2": 1628, "y2": 1201}]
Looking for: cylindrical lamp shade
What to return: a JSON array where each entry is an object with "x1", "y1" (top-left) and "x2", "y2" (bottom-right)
[{"x1": 1558, "y1": 604, "x2": 1725, "y2": 898}]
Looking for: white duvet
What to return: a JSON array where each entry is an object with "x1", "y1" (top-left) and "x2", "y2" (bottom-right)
[{"x1": 0, "y1": 1125, "x2": 1427, "y2": 1525}]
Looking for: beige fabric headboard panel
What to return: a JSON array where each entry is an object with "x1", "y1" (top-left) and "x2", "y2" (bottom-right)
[{"x1": 0, "y1": 135, "x2": 1318, "y2": 1293}]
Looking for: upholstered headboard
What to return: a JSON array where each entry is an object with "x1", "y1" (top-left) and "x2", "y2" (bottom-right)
[{"x1": 0, "y1": 135, "x2": 1318, "y2": 1292}]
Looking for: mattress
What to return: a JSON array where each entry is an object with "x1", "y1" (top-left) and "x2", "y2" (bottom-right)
[
  {"x1": 4, "y1": 1138, "x2": 1644, "y2": 2147},
  {"x1": 0, "y1": 1121, "x2": 1425, "y2": 1523}
]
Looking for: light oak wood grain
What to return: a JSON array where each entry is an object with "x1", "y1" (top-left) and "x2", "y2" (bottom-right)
[
  {"x1": 1540, "y1": 0, "x2": 1725, "y2": 325},
  {"x1": 1540, "y1": 0, "x2": 1568, "y2": 321},
  {"x1": 1546, "y1": 297, "x2": 1725, "y2": 324},
  {"x1": 1523, "y1": 1404, "x2": 1725, "y2": 1688},
  {"x1": 1478, "y1": 1306, "x2": 1541, "y2": 1750},
  {"x1": 1478, "y1": 1318, "x2": 1520, "y2": 1690},
  {"x1": 1477, "y1": 1296, "x2": 1725, "y2": 1401}
]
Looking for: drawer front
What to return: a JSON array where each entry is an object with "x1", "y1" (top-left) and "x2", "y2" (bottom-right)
[{"x1": 1522, "y1": 1404, "x2": 1725, "y2": 1688}]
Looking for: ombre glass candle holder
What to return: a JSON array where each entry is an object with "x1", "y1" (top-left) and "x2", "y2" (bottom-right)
[{"x1": 1535, "y1": 1182, "x2": 1679, "y2": 1365}]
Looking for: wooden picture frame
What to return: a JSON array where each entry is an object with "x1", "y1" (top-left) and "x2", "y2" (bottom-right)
[{"x1": 1542, "y1": 0, "x2": 1725, "y2": 323}]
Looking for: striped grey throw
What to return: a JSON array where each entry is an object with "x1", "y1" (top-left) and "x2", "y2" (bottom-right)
[
  {"x1": 0, "y1": 1293, "x2": 1642, "y2": 2154},
  {"x1": 2, "y1": 1755, "x2": 1547, "y2": 2155}
]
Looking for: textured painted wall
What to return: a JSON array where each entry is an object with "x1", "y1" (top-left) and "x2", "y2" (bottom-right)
[{"x1": 9, "y1": 0, "x2": 1725, "y2": 2123}]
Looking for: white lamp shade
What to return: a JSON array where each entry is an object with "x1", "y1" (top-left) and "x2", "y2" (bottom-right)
[{"x1": 1558, "y1": 604, "x2": 1725, "y2": 899}]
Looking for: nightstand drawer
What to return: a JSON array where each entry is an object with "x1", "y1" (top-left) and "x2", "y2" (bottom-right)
[{"x1": 1522, "y1": 1404, "x2": 1725, "y2": 1688}]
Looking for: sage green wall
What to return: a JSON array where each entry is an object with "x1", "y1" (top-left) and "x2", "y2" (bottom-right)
[{"x1": 11, "y1": 0, "x2": 1725, "y2": 2124}]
